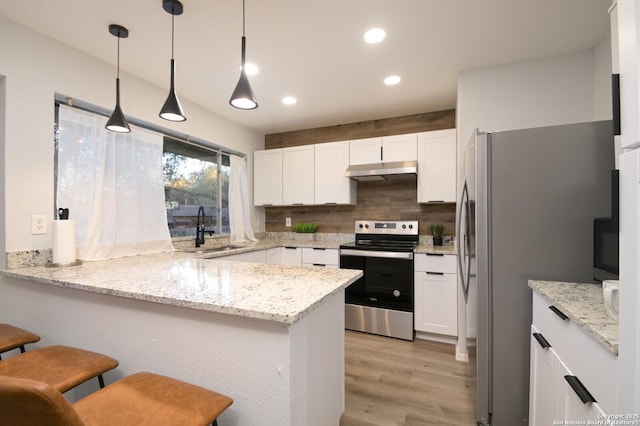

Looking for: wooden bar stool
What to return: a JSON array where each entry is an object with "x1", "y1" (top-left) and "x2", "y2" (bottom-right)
[
  {"x1": 0, "y1": 345, "x2": 118, "y2": 392},
  {"x1": 0, "y1": 372, "x2": 233, "y2": 426},
  {"x1": 0, "y1": 323, "x2": 40, "y2": 359}
]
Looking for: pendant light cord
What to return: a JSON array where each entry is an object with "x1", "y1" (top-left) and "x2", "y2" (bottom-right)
[
  {"x1": 171, "y1": 11, "x2": 175, "y2": 60},
  {"x1": 242, "y1": 0, "x2": 246, "y2": 37},
  {"x1": 116, "y1": 35, "x2": 120, "y2": 79}
]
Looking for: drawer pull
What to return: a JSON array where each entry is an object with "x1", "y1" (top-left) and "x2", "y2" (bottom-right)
[
  {"x1": 532, "y1": 332, "x2": 551, "y2": 349},
  {"x1": 426, "y1": 272, "x2": 444, "y2": 276},
  {"x1": 284, "y1": 246, "x2": 297, "y2": 250},
  {"x1": 564, "y1": 375, "x2": 597, "y2": 404},
  {"x1": 426, "y1": 253, "x2": 444, "y2": 257},
  {"x1": 312, "y1": 263, "x2": 326, "y2": 267},
  {"x1": 312, "y1": 248, "x2": 326, "y2": 251},
  {"x1": 549, "y1": 305, "x2": 568, "y2": 321}
]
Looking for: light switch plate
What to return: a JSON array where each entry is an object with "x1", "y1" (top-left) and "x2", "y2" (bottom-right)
[
  {"x1": 31, "y1": 214, "x2": 47, "y2": 235},
  {"x1": 285, "y1": 217, "x2": 291, "y2": 227}
]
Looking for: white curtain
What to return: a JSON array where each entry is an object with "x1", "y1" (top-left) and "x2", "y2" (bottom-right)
[
  {"x1": 229, "y1": 155, "x2": 257, "y2": 243},
  {"x1": 57, "y1": 105, "x2": 174, "y2": 260}
]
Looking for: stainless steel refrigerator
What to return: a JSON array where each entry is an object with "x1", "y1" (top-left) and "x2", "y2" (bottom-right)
[{"x1": 457, "y1": 121, "x2": 615, "y2": 425}]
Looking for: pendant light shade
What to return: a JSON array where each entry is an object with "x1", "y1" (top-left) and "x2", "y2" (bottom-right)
[
  {"x1": 230, "y1": 0, "x2": 258, "y2": 110},
  {"x1": 106, "y1": 24, "x2": 131, "y2": 133},
  {"x1": 159, "y1": 0, "x2": 186, "y2": 122}
]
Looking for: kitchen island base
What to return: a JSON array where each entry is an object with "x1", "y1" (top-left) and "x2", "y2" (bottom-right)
[{"x1": 0, "y1": 276, "x2": 346, "y2": 426}]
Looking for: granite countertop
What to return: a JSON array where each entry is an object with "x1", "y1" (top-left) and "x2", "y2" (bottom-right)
[
  {"x1": 0, "y1": 251, "x2": 362, "y2": 325},
  {"x1": 415, "y1": 243, "x2": 456, "y2": 255},
  {"x1": 184, "y1": 239, "x2": 457, "y2": 258},
  {"x1": 528, "y1": 280, "x2": 618, "y2": 355}
]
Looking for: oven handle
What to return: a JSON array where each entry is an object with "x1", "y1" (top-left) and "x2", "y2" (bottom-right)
[{"x1": 340, "y1": 249, "x2": 414, "y2": 260}]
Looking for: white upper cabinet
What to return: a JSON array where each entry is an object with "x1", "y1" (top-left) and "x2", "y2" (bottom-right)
[
  {"x1": 349, "y1": 137, "x2": 382, "y2": 165},
  {"x1": 613, "y1": 0, "x2": 640, "y2": 148},
  {"x1": 254, "y1": 149, "x2": 283, "y2": 206},
  {"x1": 381, "y1": 134, "x2": 418, "y2": 162},
  {"x1": 282, "y1": 145, "x2": 315, "y2": 205},
  {"x1": 314, "y1": 141, "x2": 356, "y2": 204},
  {"x1": 349, "y1": 134, "x2": 417, "y2": 165},
  {"x1": 417, "y1": 129, "x2": 457, "y2": 203}
]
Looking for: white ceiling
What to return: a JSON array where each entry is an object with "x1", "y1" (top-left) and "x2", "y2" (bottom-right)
[{"x1": 0, "y1": 0, "x2": 611, "y2": 134}]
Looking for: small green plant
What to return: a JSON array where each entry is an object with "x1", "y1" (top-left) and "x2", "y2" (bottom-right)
[
  {"x1": 294, "y1": 223, "x2": 318, "y2": 233},
  {"x1": 429, "y1": 223, "x2": 445, "y2": 237}
]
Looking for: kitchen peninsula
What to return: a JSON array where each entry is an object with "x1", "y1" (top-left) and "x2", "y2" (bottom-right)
[{"x1": 0, "y1": 251, "x2": 362, "y2": 426}]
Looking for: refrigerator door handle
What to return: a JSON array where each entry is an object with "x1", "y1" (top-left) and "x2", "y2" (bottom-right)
[{"x1": 457, "y1": 180, "x2": 471, "y2": 302}]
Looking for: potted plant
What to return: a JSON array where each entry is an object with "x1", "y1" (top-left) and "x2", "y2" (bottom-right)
[
  {"x1": 429, "y1": 223, "x2": 445, "y2": 246},
  {"x1": 293, "y1": 222, "x2": 318, "y2": 241}
]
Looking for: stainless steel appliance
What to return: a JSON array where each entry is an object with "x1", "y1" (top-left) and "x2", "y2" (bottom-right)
[
  {"x1": 340, "y1": 220, "x2": 418, "y2": 341},
  {"x1": 458, "y1": 121, "x2": 614, "y2": 425}
]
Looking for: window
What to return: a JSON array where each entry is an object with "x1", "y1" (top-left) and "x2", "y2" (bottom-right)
[
  {"x1": 55, "y1": 100, "x2": 234, "y2": 244},
  {"x1": 163, "y1": 137, "x2": 230, "y2": 237}
]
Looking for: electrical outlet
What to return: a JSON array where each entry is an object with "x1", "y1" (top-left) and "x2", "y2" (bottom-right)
[
  {"x1": 285, "y1": 217, "x2": 291, "y2": 227},
  {"x1": 32, "y1": 214, "x2": 47, "y2": 235}
]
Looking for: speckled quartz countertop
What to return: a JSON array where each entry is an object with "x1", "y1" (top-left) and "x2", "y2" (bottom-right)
[
  {"x1": 528, "y1": 280, "x2": 619, "y2": 355},
  {"x1": 0, "y1": 251, "x2": 362, "y2": 325}
]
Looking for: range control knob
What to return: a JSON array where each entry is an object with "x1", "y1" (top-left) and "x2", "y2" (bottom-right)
[
  {"x1": 402, "y1": 224, "x2": 406, "y2": 229},
  {"x1": 393, "y1": 290, "x2": 401, "y2": 298},
  {"x1": 358, "y1": 224, "x2": 363, "y2": 229},
  {"x1": 365, "y1": 224, "x2": 369, "y2": 229},
  {"x1": 408, "y1": 224, "x2": 413, "y2": 229}
]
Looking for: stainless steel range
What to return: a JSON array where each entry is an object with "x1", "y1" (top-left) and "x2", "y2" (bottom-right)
[{"x1": 339, "y1": 220, "x2": 418, "y2": 341}]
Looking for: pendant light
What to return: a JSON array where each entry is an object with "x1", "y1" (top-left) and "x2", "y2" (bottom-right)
[
  {"x1": 159, "y1": 0, "x2": 186, "y2": 122},
  {"x1": 105, "y1": 24, "x2": 131, "y2": 133},
  {"x1": 229, "y1": 0, "x2": 258, "y2": 110}
]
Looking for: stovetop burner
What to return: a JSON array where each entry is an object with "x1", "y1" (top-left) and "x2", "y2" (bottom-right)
[{"x1": 340, "y1": 220, "x2": 419, "y2": 253}]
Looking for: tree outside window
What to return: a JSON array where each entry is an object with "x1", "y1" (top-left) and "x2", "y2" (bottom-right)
[{"x1": 163, "y1": 137, "x2": 230, "y2": 237}]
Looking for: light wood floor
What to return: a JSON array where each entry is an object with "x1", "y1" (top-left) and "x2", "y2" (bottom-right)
[{"x1": 341, "y1": 331, "x2": 477, "y2": 426}]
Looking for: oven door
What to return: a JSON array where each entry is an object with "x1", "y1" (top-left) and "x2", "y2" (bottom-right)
[{"x1": 340, "y1": 251, "x2": 414, "y2": 312}]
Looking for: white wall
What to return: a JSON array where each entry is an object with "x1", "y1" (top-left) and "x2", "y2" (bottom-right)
[
  {"x1": 0, "y1": 16, "x2": 265, "y2": 253},
  {"x1": 457, "y1": 46, "x2": 611, "y2": 152}
]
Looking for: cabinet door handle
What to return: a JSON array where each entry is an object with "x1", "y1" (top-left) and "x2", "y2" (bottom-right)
[
  {"x1": 532, "y1": 332, "x2": 552, "y2": 349},
  {"x1": 312, "y1": 263, "x2": 326, "y2": 267},
  {"x1": 428, "y1": 200, "x2": 445, "y2": 203},
  {"x1": 564, "y1": 375, "x2": 597, "y2": 404},
  {"x1": 426, "y1": 271, "x2": 444, "y2": 276},
  {"x1": 284, "y1": 246, "x2": 297, "y2": 250},
  {"x1": 426, "y1": 253, "x2": 444, "y2": 257},
  {"x1": 548, "y1": 305, "x2": 568, "y2": 321},
  {"x1": 312, "y1": 248, "x2": 326, "y2": 251}
]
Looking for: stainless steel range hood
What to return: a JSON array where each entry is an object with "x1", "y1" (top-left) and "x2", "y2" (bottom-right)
[{"x1": 345, "y1": 160, "x2": 418, "y2": 181}]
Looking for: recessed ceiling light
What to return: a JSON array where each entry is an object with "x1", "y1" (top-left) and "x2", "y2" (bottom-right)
[
  {"x1": 384, "y1": 75, "x2": 401, "y2": 85},
  {"x1": 364, "y1": 28, "x2": 386, "y2": 44},
  {"x1": 243, "y1": 63, "x2": 259, "y2": 76},
  {"x1": 282, "y1": 96, "x2": 297, "y2": 105}
]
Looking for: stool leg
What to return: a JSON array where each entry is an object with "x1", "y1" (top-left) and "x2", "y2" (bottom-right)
[
  {"x1": 212, "y1": 421, "x2": 218, "y2": 426},
  {"x1": 19, "y1": 345, "x2": 26, "y2": 353},
  {"x1": 98, "y1": 375, "x2": 105, "y2": 389}
]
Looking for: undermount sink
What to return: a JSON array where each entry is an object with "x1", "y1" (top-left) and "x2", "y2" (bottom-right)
[{"x1": 179, "y1": 245, "x2": 249, "y2": 254}]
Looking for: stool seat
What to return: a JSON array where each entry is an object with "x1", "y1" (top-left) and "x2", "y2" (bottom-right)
[
  {"x1": 0, "y1": 345, "x2": 118, "y2": 393},
  {"x1": 74, "y1": 372, "x2": 233, "y2": 425},
  {"x1": 0, "y1": 324, "x2": 40, "y2": 356},
  {"x1": 0, "y1": 372, "x2": 233, "y2": 426}
]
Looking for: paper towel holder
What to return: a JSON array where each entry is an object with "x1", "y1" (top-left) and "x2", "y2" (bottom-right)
[{"x1": 58, "y1": 208, "x2": 69, "y2": 220}]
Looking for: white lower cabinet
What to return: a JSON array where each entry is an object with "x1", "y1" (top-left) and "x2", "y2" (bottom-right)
[
  {"x1": 414, "y1": 254, "x2": 457, "y2": 337},
  {"x1": 301, "y1": 248, "x2": 339, "y2": 268},
  {"x1": 280, "y1": 246, "x2": 302, "y2": 266},
  {"x1": 530, "y1": 292, "x2": 615, "y2": 423}
]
